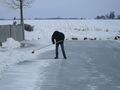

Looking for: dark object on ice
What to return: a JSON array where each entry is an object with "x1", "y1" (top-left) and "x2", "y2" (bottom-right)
[
  {"x1": 0, "y1": 42, "x2": 2, "y2": 46},
  {"x1": 84, "y1": 37, "x2": 88, "y2": 40},
  {"x1": 32, "y1": 50, "x2": 35, "y2": 54},
  {"x1": 114, "y1": 36, "x2": 120, "y2": 40},
  {"x1": 72, "y1": 37, "x2": 78, "y2": 40},
  {"x1": 90, "y1": 37, "x2": 97, "y2": 40},
  {"x1": 52, "y1": 31, "x2": 67, "y2": 59},
  {"x1": 94, "y1": 37, "x2": 97, "y2": 40},
  {"x1": 24, "y1": 24, "x2": 33, "y2": 32}
]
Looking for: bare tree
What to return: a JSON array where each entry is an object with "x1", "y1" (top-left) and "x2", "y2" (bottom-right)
[
  {"x1": 109, "y1": 11, "x2": 115, "y2": 19},
  {"x1": 117, "y1": 15, "x2": 120, "y2": 19},
  {"x1": 2, "y1": 0, "x2": 34, "y2": 40}
]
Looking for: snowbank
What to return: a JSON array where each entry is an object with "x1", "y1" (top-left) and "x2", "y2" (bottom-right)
[
  {"x1": 0, "y1": 38, "x2": 54, "y2": 78},
  {"x1": 2, "y1": 38, "x2": 21, "y2": 49},
  {"x1": 0, "y1": 38, "x2": 35, "y2": 78}
]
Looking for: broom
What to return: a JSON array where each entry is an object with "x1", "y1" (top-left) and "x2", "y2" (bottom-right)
[{"x1": 32, "y1": 40, "x2": 63, "y2": 54}]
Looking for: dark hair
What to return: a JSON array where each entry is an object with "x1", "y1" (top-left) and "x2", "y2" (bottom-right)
[{"x1": 54, "y1": 31, "x2": 59, "y2": 34}]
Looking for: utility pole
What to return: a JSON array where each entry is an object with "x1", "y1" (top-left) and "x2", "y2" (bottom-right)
[{"x1": 20, "y1": 0, "x2": 25, "y2": 40}]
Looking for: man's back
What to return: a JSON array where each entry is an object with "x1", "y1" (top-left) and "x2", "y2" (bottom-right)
[{"x1": 52, "y1": 31, "x2": 65, "y2": 44}]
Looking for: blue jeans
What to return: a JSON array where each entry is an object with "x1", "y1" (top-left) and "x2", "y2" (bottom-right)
[{"x1": 55, "y1": 43, "x2": 66, "y2": 58}]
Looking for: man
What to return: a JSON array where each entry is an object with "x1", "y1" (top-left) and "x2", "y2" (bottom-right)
[{"x1": 52, "y1": 31, "x2": 67, "y2": 59}]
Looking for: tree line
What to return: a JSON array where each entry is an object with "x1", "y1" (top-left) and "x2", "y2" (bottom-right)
[{"x1": 95, "y1": 11, "x2": 120, "y2": 19}]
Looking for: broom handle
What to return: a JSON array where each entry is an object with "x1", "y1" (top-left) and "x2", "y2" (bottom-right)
[
  {"x1": 55, "y1": 40, "x2": 63, "y2": 44},
  {"x1": 33, "y1": 40, "x2": 63, "y2": 51}
]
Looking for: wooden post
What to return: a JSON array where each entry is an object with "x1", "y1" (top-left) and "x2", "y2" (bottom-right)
[{"x1": 20, "y1": 0, "x2": 25, "y2": 40}]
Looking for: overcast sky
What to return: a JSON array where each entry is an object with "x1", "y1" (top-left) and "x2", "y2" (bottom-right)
[{"x1": 0, "y1": 0, "x2": 120, "y2": 19}]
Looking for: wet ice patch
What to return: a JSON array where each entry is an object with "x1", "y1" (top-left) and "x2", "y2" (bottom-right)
[
  {"x1": 79, "y1": 52, "x2": 113, "y2": 86},
  {"x1": 116, "y1": 86, "x2": 120, "y2": 89},
  {"x1": 87, "y1": 85, "x2": 98, "y2": 90}
]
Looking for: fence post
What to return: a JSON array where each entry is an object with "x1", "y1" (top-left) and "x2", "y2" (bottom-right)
[
  {"x1": 0, "y1": 42, "x2": 2, "y2": 46},
  {"x1": 10, "y1": 25, "x2": 12, "y2": 37}
]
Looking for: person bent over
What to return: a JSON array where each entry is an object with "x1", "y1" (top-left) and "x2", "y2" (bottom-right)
[{"x1": 51, "y1": 31, "x2": 67, "y2": 59}]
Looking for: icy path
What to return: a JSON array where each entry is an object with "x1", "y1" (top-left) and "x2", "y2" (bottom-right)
[
  {"x1": 0, "y1": 41, "x2": 120, "y2": 90},
  {"x1": 36, "y1": 41, "x2": 120, "y2": 90}
]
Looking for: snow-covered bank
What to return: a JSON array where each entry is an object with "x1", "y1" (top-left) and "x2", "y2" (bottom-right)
[
  {"x1": 0, "y1": 38, "x2": 54, "y2": 78},
  {"x1": 0, "y1": 38, "x2": 33, "y2": 78}
]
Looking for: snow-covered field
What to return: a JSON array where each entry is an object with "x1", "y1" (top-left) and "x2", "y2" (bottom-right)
[
  {"x1": 1, "y1": 20, "x2": 120, "y2": 41},
  {"x1": 0, "y1": 20, "x2": 120, "y2": 88},
  {"x1": 24, "y1": 20, "x2": 120, "y2": 41}
]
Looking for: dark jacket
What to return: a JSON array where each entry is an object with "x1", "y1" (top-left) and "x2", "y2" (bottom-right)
[{"x1": 52, "y1": 31, "x2": 65, "y2": 44}]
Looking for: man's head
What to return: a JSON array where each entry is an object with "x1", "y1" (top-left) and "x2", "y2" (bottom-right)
[{"x1": 54, "y1": 31, "x2": 59, "y2": 34}]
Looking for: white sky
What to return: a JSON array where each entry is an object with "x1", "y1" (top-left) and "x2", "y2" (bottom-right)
[{"x1": 0, "y1": 0, "x2": 120, "y2": 19}]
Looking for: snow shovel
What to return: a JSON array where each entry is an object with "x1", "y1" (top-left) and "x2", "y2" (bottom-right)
[{"x1": 32, "y1": 40, "x2": 63, "y2": 54}]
